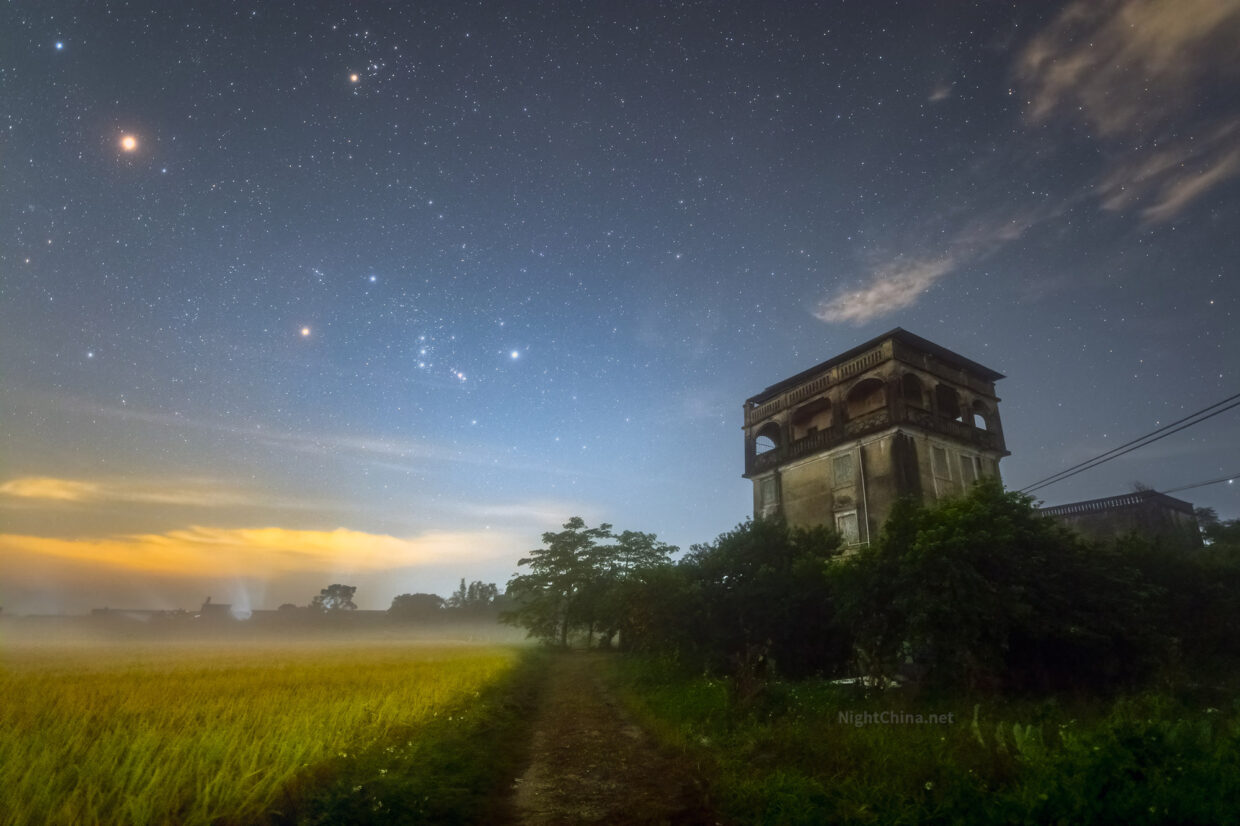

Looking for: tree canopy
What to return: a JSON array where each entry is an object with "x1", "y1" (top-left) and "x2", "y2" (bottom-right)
[
  {"x1": 503, "y1": 517, "x2": 675, "y2": 647},
  {"x1": 311, "y1": 584, "x2": 357, "y2": 612}
]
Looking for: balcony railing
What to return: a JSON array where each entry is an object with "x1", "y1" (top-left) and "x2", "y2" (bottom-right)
[
  {"x1": 744, "y1": 345, "x2": 888, "y2": 426},
  {"x1": 745, "y1": 406, "x2": 1005, "y2": 476}
]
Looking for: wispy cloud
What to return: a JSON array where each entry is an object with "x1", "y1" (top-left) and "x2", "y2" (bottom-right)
[
  {"x1": 1098, "y1": 122, "x2": 1240, "y2": 223},
  {"x1": 1019, "y1": 0, "x2": 1240, "y2": 135},
  {"x1": 0, "y1": 525, "x2": 514, "y2": 578},
  {"x1": 813, "y1": 0, "x2": 1240, "y2": 327},
  {"x1": 12, "y1": 389, "x2": 585, "y2": 479},
  {"x1": 0, "y1": 477, "x2": 100, "y2": 502},
  {"x1": 0, "y1": 475, "x2": 313, "y2": 510},
  {"x1": 1019, "y1": 0, "x2": 1240, "y2": 222},
  {"x1": 814, "y1": 213, "x2": 1044, "y2": 325},
  {"x1": 814, "y1": 256, "x2": 956, "y2": 325}
]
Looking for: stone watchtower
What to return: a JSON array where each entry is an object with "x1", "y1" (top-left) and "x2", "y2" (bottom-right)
[{"x1": 742, "y1": 329, "x2": 1008, "y2": 545}]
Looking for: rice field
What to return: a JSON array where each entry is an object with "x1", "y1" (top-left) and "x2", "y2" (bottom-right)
[{"x1": 0, "y1": 632, "x2": 522, "y2": 825}]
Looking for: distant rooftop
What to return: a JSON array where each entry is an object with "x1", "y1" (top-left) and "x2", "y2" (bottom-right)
[
  {"x1": 1038, "y1": 489, "x2": 1195, "y2": 518},
  {"x1": 746, "y1": 328, "x2": 1005, "y2": 406}
]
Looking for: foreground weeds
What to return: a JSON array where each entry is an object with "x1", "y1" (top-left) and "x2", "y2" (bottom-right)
[
  {"x1": 611, "y1": 657, "x2": 1240, "y2": 825},
  {"x1": 0, "y1": 635, "x2": 530, "y2": 825}
]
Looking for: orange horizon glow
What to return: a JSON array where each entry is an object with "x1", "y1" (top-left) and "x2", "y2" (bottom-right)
[{"x1": 0, "y1": 525, "x2": 514, "y2": 578}]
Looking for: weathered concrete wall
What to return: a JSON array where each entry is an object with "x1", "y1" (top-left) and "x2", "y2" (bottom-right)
[{"x1": 743, "y1": 331, "x2": 1008, "y2": 543}]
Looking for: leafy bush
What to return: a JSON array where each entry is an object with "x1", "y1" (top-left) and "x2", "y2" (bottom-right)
[
  {"x1": 831, "y1": 479, "x2": 1166, "y2": 692},
  {"x1": 677, "y1": 519, "x2": 851, "y2": 681},
  {"x1": 612, "y1": 656, "x2": 1240, "y2": 826}
]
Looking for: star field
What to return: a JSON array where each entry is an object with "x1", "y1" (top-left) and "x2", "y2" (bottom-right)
[{"x1": 1, "y1": 1, "x2": 1238, "y2": 613}]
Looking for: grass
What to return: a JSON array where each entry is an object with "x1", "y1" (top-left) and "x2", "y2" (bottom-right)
[
  {"x1": 0, "y1": 632, "x2": 532, "y2": 825},
  {"x1": 275, "y1": 645, "x2": 547, "y2": 825},
  {"x1": 610, "y1": 656, "x2": 1240, "y2": 825}
]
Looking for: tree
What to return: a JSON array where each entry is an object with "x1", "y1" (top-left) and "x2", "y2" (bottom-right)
[
  {"x1": 445, "y1": 579, "x2": 500, "y2": 611},
  {"x1": 679, "y1": 518, "x2": 848, "y2": 685},
  {"x1": 311, "y1": 584, "x2": 357, "y2": 612},
  {"x1": 594, "y1": 530, "x2": 676, "y2": 648},
  {"x1": 503, "y1": 518, "x2": 677, "y2": 647},
  {"x1": 388, "y1": 593, "x2": 445, "y2": 619},
  {"x1": 504, "y1": 517, "x2": 612, "y2": 646},
  {"x1": 833, "y1": 479, "x2": 1161, "y2": 693},
  {"x1": 1201, "y1": 513, "x2": 1240, "y2": 547}
]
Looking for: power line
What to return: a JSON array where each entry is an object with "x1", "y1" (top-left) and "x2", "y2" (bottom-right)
[
  {"x1": 1018, "y1": 391, "x2": 1240, "y2": 495},
  {"x1": 1160, "y1": 472, "x2": 1240, "y2": 496},
  {"x1": 1022, "y1": 400, "x2": 1240, "y2": 495},
  {"x1": 1019, "y1": 390, "x2": 1240, "y2": 493}
]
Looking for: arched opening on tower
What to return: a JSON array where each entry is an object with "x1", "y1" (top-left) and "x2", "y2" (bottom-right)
[
  {"x1": 971, "y1": 400, "x2": 992, "y2": 431},
  {"x1": 846, "y1": 377, "x2": 886, "y2": 419},
  {"x1": 753, "y1": 421, "x2": 781, "y2": 455},
  {"x1": 902, "y1": 373, "x2": 925, "y2": 408},
  {"x1": 791, "y1": 397, "x2": 832, "y2": 439},
  {"x1": 935, "y1": 384, "x2": 962, "y2": 422}
]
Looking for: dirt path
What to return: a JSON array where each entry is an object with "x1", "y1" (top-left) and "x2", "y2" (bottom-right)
[{"x1": 510, "y1": 652, "x2": 717, "y2": 826}]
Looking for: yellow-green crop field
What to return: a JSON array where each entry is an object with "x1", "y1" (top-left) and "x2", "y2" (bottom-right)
[{"x1": 0, "y1": 633, "x2": 521, "y2": 825}]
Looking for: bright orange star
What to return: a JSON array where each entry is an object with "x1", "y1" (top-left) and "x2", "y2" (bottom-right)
[
  {"x1": 119, "y1": 134, "x2": 138, "y2": 152},
  {"x1": 349, "y1": 73, "x2": 359, "y2": 83},
  {"x1": 300, "y1": 327, "x2": 311, "y2": 337}
]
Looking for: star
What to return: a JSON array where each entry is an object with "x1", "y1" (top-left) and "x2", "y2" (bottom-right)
[
  {"x1": 349, "y1": 73, "x2": 360, "y2": 83},
  {"x1": 300, "y1": 327, "x2": 311, "y2": 337},
  {"x1": 510, "y1": 350, "x2": 520, "y2": 359},
  {"x1": 54, "y1": 41, "x2": 64, "y2": 51},
  {"x1": 119, "y1": 134, "x2": 138, "y2": 152}
]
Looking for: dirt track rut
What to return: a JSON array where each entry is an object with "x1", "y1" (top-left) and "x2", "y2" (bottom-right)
[{"x1": 510, "y1": 653, "x2": 716, "y2": 826}]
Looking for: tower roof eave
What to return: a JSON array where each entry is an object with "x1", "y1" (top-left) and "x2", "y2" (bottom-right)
[{"x1": 745, "y1": 328, "x2": 1005, "y2": 406}]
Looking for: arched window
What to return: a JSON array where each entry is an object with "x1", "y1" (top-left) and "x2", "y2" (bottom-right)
[
  {"x1": 846, "y1": 377, "x2": 886, "y2": 419},
  {"x1": 753, "y1": 421, "x2": 781, "y2": 455},
  {"x1": 902, "y1": 373, "x2": 925, "y2": 408},
  {"x1": 791, "y1": 398, "x2": 832, "y2": 439},
  {"x1": 971, "y1": 400, "x2": 991, "y2": 431},
  {"x1": 935, "y1": 385, "x2": 962, "y2": 421}
]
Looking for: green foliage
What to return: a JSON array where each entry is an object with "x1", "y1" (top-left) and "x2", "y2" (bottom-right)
[
  {"x1": 612, "y1": 656, "x2": 1240, "y2": 826},
  {"x1": 1118, "y1": 534, "x2": 1240, "y2": 666},
  {"x1": 502, "y1": 517, "x2": 676, "y2": 647},
  {"x1": 504, "y1": 517, "x2": 606, "y2": 645},
  {"x1": 311, "y1": 584, "x2": 358, "y2": 613},
  {"x1": 445, "y1": 579, "x2": 500, "y2": 611},
  {"x1": 387, "y1": 592, "x2": 445, "y2": 619},
  {"x1": 677, "y1": 519, "x2": 850, "y2": 680},
  {"x1": 1203, "y1": 516, "x2": 1240, "y2": 547},
  {"x1": 832, "y1": 479, "x2": 1163, "y2": 692}
]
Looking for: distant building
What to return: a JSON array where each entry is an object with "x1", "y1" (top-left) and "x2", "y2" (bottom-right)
[
  {"x1": 198, "y1": 596, "x2": 234, "y2": 621},
  {"x1": 742, "y1": 328, "x2": 1008, "y2": 545},
  {"x1": 1039, "y1": 490, "x2": 1202, "y2": 548}
]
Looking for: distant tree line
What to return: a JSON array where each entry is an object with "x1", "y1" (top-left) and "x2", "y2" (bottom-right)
[
  {"x1": 505, "y1": 480, "x2": 1240, "y2": 696},
  {"x1": 388, "y1": 578, "x2": 509, "y2": 621},
  {"x1": 272, "y1": 580, "x2": 508, "y2": 623}
]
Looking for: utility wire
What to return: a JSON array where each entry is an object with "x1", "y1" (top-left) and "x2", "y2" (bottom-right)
[
  {"x1": 1022, "y1": 400, "x2": 1240, "y2": 495},
  {"x1": 1159, "y1": 472, "x2": 1240, "y2": 496},
  {"x1": 1019, "y1": 391, "x2": 1240, "y2": 495},
  {"x1": 1019, "y1": 390, "x2": 1240, "y2": 493}
]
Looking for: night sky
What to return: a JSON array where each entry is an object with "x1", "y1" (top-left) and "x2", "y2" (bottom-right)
[{"x1": 3, "y1": 1, "x2": 1238, "y2": 614}]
